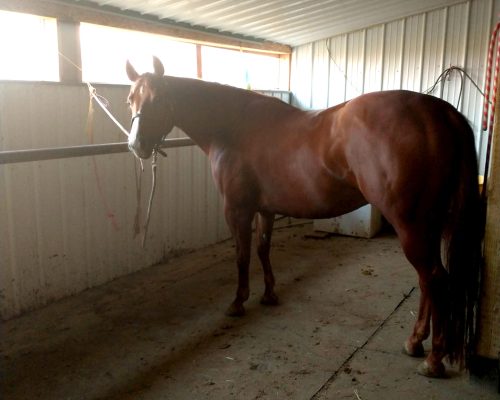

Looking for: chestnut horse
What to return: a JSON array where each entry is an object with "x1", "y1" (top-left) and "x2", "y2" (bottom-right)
[{"x1": 125, "y1": 57, "x2": 482, "y2": 378}]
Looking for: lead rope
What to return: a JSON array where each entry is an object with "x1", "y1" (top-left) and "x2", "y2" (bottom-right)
[
  {"x1": 142, "y1": 150, "x2": 159, "y2": 248},
  {"x1": 482, "y1": 20, "x2": 500, "y2": 200},
  {"x1": 85, "y1": 83, "x2": 120, "y2": 231},
  {"x1": 133, "y1": 157, "x2": 144, "y2": 238},
  {"x1": 86, "y1": 83, "x2": 130, "y2": 138},
  {"x1": 87, "y1": 79, "x2": 159, "y2": 248},
  {"x1": 59, "y1": 50, "x2": 160, "y2": 247}
]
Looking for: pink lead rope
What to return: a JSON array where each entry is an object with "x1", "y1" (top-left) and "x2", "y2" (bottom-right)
[
  {"x1": 482, "y1": 21, "x2": 500, "y2": 132},
  {"x1": 482, "y1": 20, "x2": 500, "y2": 199}
]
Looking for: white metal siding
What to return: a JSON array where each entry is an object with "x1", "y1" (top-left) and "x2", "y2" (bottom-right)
[
  {"x1": 0, "y1": 83, "x2": 230, "y2": 319},
  {"x1": 291, "y1": 0, "x2": 494, "y2": 171}
]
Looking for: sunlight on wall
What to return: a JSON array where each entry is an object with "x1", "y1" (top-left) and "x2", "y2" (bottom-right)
[{"x1": 0, "y1": 11, "x2": 59, "y2": 81}]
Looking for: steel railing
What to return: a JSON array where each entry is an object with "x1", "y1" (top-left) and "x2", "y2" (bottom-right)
[{"x1": 0, "y1": 138, "x2": 194, "y2": 165}]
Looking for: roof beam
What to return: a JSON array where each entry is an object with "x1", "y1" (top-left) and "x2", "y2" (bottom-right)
[{"x1": 0, "y1": 0, "x2": 291, "y2": 54}]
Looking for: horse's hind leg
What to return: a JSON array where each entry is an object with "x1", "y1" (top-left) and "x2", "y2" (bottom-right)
[
  {"x1": 224, "y1": 208, "x2": 254, "y2": 317},
  {"x1": 416, "y1": 264, "x2": 449, "y2": 378},
  {"x1": 404, "y1": 281, "x2": 431, "y2": 358},
  {"x1": 256, "y1": 212, "x2": 279, "y2": 306},
  {"x1": 397, "y1": 224, "x2": 448, "y2": 378}
]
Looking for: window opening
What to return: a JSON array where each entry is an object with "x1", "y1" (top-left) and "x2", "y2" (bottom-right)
[
  {"x1": 0, "y1": 11, "x2": 59, "y2": 81},
  {"x1": 80, "y1": 23, "x2": 198, "y2": 84}
]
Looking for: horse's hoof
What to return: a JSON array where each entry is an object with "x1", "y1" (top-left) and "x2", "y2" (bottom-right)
[
  {"x1": 403, "y1": 340, "x2": 425, "y2": 358},
  {"x1": 225, "y1": 302, "x2": 245, "y2": 317},
  {"x1": 260, "y1": 292, "x2": 279, "y2": 306},
  {"x1": 417, "y1": 360, "x2": 446, "y2": 378}
]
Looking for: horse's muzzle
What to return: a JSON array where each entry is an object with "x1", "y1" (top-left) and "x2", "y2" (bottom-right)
[{"x1": 128, "y1": 114, "x2": 153, "y2": 159}]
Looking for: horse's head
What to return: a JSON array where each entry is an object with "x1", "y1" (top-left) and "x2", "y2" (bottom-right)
[{"x1": 126, "y1": 56, "x2": 174, "y2": 159}]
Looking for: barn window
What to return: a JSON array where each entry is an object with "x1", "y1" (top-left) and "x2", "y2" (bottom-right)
[
  {"x1": 80, "y1": 23, "x2": 198, "y2": 84},
  {"x1": 201, "y1": 46, "x2": 284, "y2": 89},
  {"x1": 80, "y1": 22, "x2": 285, "y2": 89},
  {"x1": 0, "y1": 10, "x2": 59, "y2": 81}
]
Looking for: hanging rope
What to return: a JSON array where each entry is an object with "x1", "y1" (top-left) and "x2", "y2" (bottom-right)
[
  {"x1": 86, "y1": 83, "x2": 130, "y2": 138},
  {"x1": 85, "y1": 79, "x2": 121, "y2": 231},
  {"x1": 86, "y1": 82, "x2": 161, "y2": 247},
  {"x1": 141, "y1": 151, "x2": 159, "y2": 248},
  {"x1": 325, "y1": 38, "x2": 362, "y2": 97},
  {"x1": 423, "y1": 66, "x2": 487, "y2": 110},
  {"x1": 133, "y1": 157, "x2": 144, "y2": 238},
  {"x1": 481, "y1": 21, "x2": 500, "y2": 199},
  {"x1": 59, "y1": 50, "x2": 162, "y2": 246},
  {"x1": 423, "y1": 63, "x2": 494, "y2": 199},
  {"x1": 482, "y1": 21, "x2": 500, "y2": 132}
]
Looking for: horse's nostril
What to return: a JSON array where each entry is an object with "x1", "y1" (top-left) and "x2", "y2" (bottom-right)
[{"x1": 128, "y1": 140, "x2": 152, "y2": 159}]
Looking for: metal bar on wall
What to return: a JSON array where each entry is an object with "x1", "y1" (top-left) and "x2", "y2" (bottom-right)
[{"x1": 0, "y1": 137, "x2": 194, "y2": 165}]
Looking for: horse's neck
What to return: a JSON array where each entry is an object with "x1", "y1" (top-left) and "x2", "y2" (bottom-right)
[{"x1": 167, "y1": 77, "x2": 251, "y2": 153}]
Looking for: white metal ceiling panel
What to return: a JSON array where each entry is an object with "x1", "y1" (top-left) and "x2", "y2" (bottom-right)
[{"x1": 70, "y1": 0, "x2": 468, "y2": 46}]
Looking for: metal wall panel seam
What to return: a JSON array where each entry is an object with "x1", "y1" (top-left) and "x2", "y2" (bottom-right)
[
  {"x1": 439, "y1": 7, "x2": 450, "y2": 99},
  {"x1": 462, "y1": 1, "x2": 472, "y2": 99},
  {"x1": 57, "y1": 157, "x2": 70, "y2": 299},
  {"x1": 309, "y1": 41, "x2": 315, "y2": 109},
  {"x1": 2, "y1": 166, "x2": 21, "y2": 316},
  {"x1": 16, "y1": 91, "x2": 42, "y2": 310},
  {"x1": 364, "y1": 26, "x2": 379, "y2": 93},
  {"x1": 344, "y1": 33, "x2": 351, "y2": 101},
  {"x1": 326, "y1": 37, "x2": 332, "y2": 107},
  {"x1": 32, "y1": 149, "x2": 46, "y2": 311},
  {"x1": 452, "y1": 3, "x2": 469, "y2": 105},
  {"x1": 419, "y1": 12, "x2": 428, "y2": 93},
  {"x1": 30, "y1": 92, "x2": 51, "y2": 305},
  {"x1": 2, "y1": 87, "x2": 22, "y2": 316},
  {"x1": 342, "y1": 34, "x2": 348, "y2": 103},
  {"x1": 399, "y1": 18, "x2": 407, "y2": 89},
  {"x1": 361, "y1": 29, "x2": 368, "y2": 94}
]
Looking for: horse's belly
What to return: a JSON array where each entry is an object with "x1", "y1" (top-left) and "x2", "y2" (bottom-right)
[{"x1": 260, "y1": 177, "x2": 367, "y2": 219}]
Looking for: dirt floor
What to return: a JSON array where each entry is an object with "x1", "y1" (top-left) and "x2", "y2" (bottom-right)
[{"x1": 1, "y1": 224, "x2": 498, "y2": 400}]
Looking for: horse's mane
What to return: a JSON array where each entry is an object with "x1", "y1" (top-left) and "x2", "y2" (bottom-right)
[{"x1": 165, "y1": 75, "x2": 295, "y2": 111}]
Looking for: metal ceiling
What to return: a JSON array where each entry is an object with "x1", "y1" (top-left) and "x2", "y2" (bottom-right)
[{"x1": 70, "y1": 0, "x2": 467, "y2": 47}]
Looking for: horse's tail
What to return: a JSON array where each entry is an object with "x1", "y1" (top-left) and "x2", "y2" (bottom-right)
[{"x1": 444, "y1": 113, "x2": 484, "y2": 368}]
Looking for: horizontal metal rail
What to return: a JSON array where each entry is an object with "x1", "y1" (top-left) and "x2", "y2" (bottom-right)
[{"x1": 0, "y1": 137, "x2": 195, "y2": 165}]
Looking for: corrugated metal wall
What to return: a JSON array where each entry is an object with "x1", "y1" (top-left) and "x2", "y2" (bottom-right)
[
  {"x1": 0, "y1": 82, "x2": 230, "y2": 319},
  {"x1": 291, "y1": 0, "x2": 494, "y2": 172}
]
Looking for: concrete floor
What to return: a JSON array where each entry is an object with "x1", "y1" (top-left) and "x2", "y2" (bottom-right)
[{"x1": 1, "y1": 224, "x2": 498, "y2": 399}]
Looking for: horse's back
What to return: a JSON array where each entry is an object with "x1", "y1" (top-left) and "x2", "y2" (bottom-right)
[
  {"x1": 215, "y1": 89, "x2": 473, "y2": 225},
  {"x1": 335, "y1": 90, "x2": 471, "y2": 226}
]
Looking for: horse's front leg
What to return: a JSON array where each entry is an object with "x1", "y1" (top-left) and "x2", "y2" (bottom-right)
[
  {"x1": 256, "y1": 212, "x2": 279, "y2": 306},
  {"x1": 224, "y1": 207, "x2": 254, "y2": 317}
]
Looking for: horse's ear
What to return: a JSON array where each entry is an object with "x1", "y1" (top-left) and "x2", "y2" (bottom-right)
[
  {"x1": 126, "y1": 60, "x2": 139, "y2": 82},
  {"x1": 152, "y1": 56, "x2": 164, "y2": 77}
]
